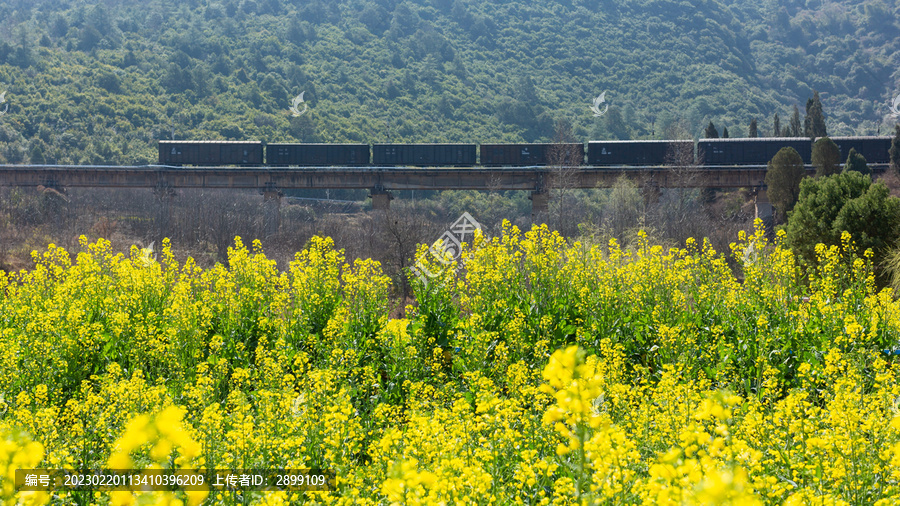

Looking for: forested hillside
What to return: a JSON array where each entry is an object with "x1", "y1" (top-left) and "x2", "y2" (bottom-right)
[{"x1": 0, "y1": 0, "x2": 897, "y2": 165}]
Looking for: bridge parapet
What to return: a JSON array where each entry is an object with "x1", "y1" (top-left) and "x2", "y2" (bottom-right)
[{"x1": 0, "y1": 164, "x2": 860, "y2": 192}]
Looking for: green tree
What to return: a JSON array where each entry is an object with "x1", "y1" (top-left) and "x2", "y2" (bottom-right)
[
  {"x1": 772, "y1": 113, "x2": 781, "y2": 137},
  {"x1": 803, "y1": 91, "x2": 827, "y2": 138},
  {"x1": 890, "y1": 124, "x2": 900, "y2": 175},
  {"x1": 789, "y1": 105, "x2": 802, "y2": 137},
  {"x1": 704, "y1": 121, "x2": 719, "y2": 139},
  {"x1": 722, "y1": 126, "x2": 729, "y2": 138},
  {"x1": 749, "y1": 118, "x2": 758, "y2": 138},
  {"x1": 843, "y1": 147, "x2": 870, "y2": 175},
  {"x1": 786, "y1": 172, "x2": 900, "y2": 272},
  {"x1": 811, "y1": 137, "x2": 840, "y2": 177},
  {"x1": 765, "y1": 147, "x2": 805, "y2": 219},
  {"x1": 603, "y1": 107, "x2": 630, "y2": 140}
]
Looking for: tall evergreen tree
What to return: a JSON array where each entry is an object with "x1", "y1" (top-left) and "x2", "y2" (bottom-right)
[
  {"x1": 890, "y1": 124, "x2": 900, "y2": 175},
  {"x1": 812, "y1": 137, "x2": 841, "y2": 177},
  {"x1": 844, "y1": 147, "x2": 870, "y2": 175},
  {"x1": 705, "y1": 121, "x2": 719, "y2": 139},
  {"x1": 803, "y1": 91, "x2": 827, "y2": 138},
  {"x1": 765, "y1": 147, "x2": 806, "y2": 220},
  {"x1": 789, "y1": 105, "x2": 802, "y2": 137},
  {"x1": 773, "y1": 113, "x2": 781, "y2": 137},
  {"x1": 749, "y1": 118, "x2": 758, "y2": 138},
  {"x1": 723, "y1": 126, "x2": 729, "y2": 138}
]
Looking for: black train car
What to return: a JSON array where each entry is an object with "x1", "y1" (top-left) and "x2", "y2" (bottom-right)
[
  {"x1": 588, "y1": 140, "x2": 693, "y2": 166},
  {"x1": 372, "y1": 144, "x2": 476, "y2": 166},
  {"x1": 480, "y1": 143, "x2": 585, "y2": 166},
  {"x1": 267, "y1": 143, "x2": 370, "y2": 166},
  {"x1": 697, "y1": 138, "x2": 812, "y2": 165},
  {"x1": 826, "y1": 136, "x2": 892, "y2": 164},
  {"x1": 159, "y1": 140, "x2": 264, "y2": 166}
]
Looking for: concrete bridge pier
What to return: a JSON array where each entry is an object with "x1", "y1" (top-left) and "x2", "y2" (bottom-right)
[
  {"x1": 643, "y1": 183, "x2": 661, "y2": 206},
  {"x1": 370, "y1": 187, "x2": 393, "y2": 211},
  {"x1": 754, "y1": 186, "x2": 774, "y2": 234},
  {"x1": 530, "y1": 190, "x2": 549, "y2": 223},
  {"x1": 262, "y1": 187, "x2": 283, "y2": 237}
]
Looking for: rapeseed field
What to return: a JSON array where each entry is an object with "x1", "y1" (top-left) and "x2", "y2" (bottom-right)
[{"x1": 1, "y1": 221, "x2": 899, "y2": 505}]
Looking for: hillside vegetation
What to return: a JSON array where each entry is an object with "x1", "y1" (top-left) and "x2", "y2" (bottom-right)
[{"x1": 0, "y1": 0, "x2": 897, "y2": 165}]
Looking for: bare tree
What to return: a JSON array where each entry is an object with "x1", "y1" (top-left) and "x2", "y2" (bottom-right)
[
  {"x1": 649, "y1": 120, "x2": 714, "y2": 244},
  {"x1": 372, "y1": 202, "x2": 433, "y2": 298},
  {"x1": 547, "y1": 119, "x2": 585, "y2": 236},
  {"x1": 601, "y1": 175, "x2": 645, "y2": 241}
]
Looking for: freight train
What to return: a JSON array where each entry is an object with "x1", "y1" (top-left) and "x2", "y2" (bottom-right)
[{"x1": 158, "y1": 136, "x2": 893, "y2": 167}]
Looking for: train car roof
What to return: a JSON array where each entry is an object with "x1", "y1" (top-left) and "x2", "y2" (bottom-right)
[
  {"x1": 697, "y1": 137, "x2": 812, "y2": 142},
  {"x1": 588, "y1": 139, "x2": 692, "y2": 143},
  {"x1": 158, "y1": 140, "x2": 263, "y2": 144},
  {"x1": 815, "y1": 136, "x2": 892, "y2": 140}
]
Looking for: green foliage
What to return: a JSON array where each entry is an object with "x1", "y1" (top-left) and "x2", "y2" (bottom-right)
[
  {"x1": 891, "y1": 124, "x2": 900, "y2": 175},
  {"x1": 843, "y1": 147, "x2": 870, "y2": 175},
  {"x1": 765, "y1": 147, "x2": 805, "y2": 218},
  {"x1": 705, "y1": 121, "x2": 719, "y2": 139},
  {"x1": 812, "y1": 137, "x2": 841, "y2": 177},
  {"x1": 602, "y1": 107, "x2": 631, "y2": 140},
  {"x1": 803, "y1": 91, "x2": 827, "y2": 138},
  {"x1": 772, "y1": 113, "x2": 781, "y2": 137},
  {"x1": 749, "y1": 118, "x2": 758, "y2": 138},
  {"x1": 789, "y1": 105, "x2": 802, "y2": 137},
  {"x1": 0, "y1": 0, "x2": 893, "y2": 164},
  {"x1": 785, "y1": 172, "x2": 900, "y2": 269}
]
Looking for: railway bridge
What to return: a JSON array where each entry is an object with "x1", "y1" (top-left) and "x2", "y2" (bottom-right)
[{"x1": 0, "y1": 163, "x2": 841, "y2": 232}]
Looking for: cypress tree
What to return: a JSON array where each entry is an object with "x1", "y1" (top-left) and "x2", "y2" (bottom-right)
[
  {"x1": 812, "y1": 137, "x2": 841, "y2": 177},
  {"x1": 773, "y1": 113, "x2": 781, "y2": 137},
  {"x1": 723, "y1": 126, "x2": 729, "y2": 138},
  {"x1": 765, "y1": 147, "x2": 806, "y2": 219},
  {"x1": 749, "y1": 118, "x2": 758, "y2": 138},
  {"x1": 844, "y1": 147, "x2": 870, "y2": 175},
  {"x1": 803, "y1": 91, "x2": 827, "y2": 138},
  {"x1": 705, "y1": 121, "x2": 719, "y2": 139},
  {"x1": 789, "y1": 105, "x2": 802, "y2": 137}
]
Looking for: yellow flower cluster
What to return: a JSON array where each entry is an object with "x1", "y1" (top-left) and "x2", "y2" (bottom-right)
[
  {"x1": 0, "y1": 222, "x2": 897, "y2": 504},
  {"x1": 106, "y1": 406, "x2": 206, "y2": 506},
  {"x1": 0, "y1": 428, "x2": 48, "y2": 506}
]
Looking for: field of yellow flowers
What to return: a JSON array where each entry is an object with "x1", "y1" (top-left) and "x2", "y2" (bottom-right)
[{"x1": 1, "y1": 221, "x2": 900, "y2": 505}]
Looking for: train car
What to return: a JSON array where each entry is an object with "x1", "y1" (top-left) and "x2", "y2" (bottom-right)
[
  {"x1": 480, "y1": 143, "x2": 585, "y2": 166},
  {"x1": 825, "y1": 136, "x2": 892, "y2": 164},
  {"x1": 372, "y1": 144, "x2": 476, "y2": 166},
  {"x1": 588, "y1": 140, "x2": 693, "y2": 166},
  {"x1": 697, "y1": 138, "x2": 812, "y2": 165},
  {"x1": 267, "y1": 143, "x2": 370, "y2": 166},
  {"x1": 159, "y1": 140, "x2": 264, "y2": 166}
]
